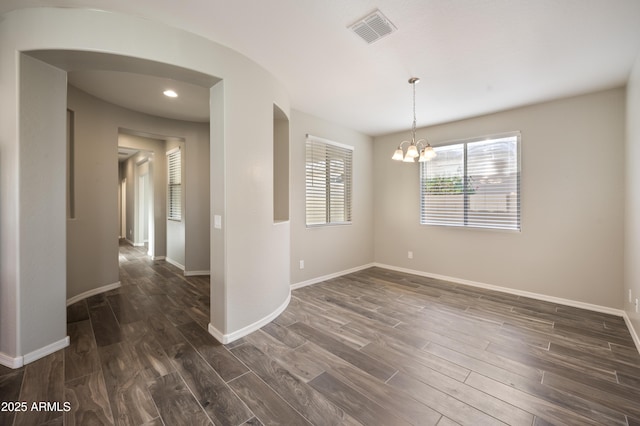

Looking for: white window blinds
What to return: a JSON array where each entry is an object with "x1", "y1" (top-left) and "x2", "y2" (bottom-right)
[
  {"x1": 167, "y1": 147, "x2": 182, "y2": 221},
  {"x1": 420, "y1": 133, "x2": 520, "y2": 231},
  {"x1": 305, "y1": 135, "x2": 353, "y2": 226}
]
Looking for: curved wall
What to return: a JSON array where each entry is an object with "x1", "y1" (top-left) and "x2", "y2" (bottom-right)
[
  {"x1": 625, "y1": 53, "x2": 640, "y2": 342},
  {"x1": 0, "y1": 7, "x2": 291, "y2": 365}
]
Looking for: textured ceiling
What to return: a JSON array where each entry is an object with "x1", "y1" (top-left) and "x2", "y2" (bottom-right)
[{"x1": 3, "y1": 1, "x2": 640, "y2": 135}]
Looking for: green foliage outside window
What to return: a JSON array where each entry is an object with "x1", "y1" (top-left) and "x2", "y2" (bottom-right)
[{"x1": 424, "y1": 175, "x2": 476, "y2": 194}]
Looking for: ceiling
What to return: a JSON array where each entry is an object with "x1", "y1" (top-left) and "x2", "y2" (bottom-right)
[
  {"x1": 68, "y1": 70, "x2": 211, "y2": 123},
  {"x1": 4, "y1": 1, "x2": 640, "y2": 136}
]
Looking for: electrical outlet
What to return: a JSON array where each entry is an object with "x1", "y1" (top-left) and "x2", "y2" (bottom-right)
[
  {"x1": 299, "y1": 260, "x2": 304, "y2": 270},
  {"x1": 408, "y1": 251, "x2": 413, "y2": 259}
]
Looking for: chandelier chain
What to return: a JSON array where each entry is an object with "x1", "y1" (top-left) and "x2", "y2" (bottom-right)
[{"x1": 412, "y1": 81, "x2": 417, "y2": 142}]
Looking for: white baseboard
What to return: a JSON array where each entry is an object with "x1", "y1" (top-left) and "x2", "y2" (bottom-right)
[
  {"x1": 0, "y1": 352, "x2": 24, "y2": 369},
  {"x1": 165, "y1": 257, "x2": 185, "y2": 271},
  {"x1": 23, "y1": 336, "x2": 70, "y2": 365},
  {"x1": 123, "y1": 238, "x2": 145, "y2": 247},
  {"x1": 291, "y1": 263, "x2": 376, "y2": 290},
  {"x1": 66, "y1": 281, "x2": 122, "y2": 306},
  {"x1": 152, "y1": 255, "x2": 166, "y2": 261},
  {"x1": 208, "y1": 290, "x2": 291, "y2": 344},
  {"x1": 185, "y1": 270, "x2": 210, "y2": 276},
  {"x1": 374, "y1": 263, "x2": 626, "y2": 318},
  {"x1": 622, "y1": 312, "x2": 640, "y2": 354}
]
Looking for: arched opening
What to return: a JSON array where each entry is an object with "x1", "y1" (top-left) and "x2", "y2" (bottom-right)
[
  {"x1": 24, "y1": 48, "x2": 218, "y2": 341},
  {"x1": 1, "y1": 8, "x2": 292, "y2": 366}
]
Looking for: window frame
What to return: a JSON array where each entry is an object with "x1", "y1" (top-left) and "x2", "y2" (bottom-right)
[
  {"x1": 167, "y1": 147, "x2": 182, "y2": 222},
  {"x1": 419, "y1": 131, "x2": 521, "y2": 231},
  {"x1": 305, "y1": 134, "x2": 354, "y2": 227}
]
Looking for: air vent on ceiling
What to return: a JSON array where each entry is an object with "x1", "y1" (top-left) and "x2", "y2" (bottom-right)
[{"x1": 349, "y1": 9, "x2": 396, "y2": 44}]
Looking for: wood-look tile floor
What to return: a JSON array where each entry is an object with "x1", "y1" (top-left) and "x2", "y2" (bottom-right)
[{"x1": 2, "y1": 243, "x2": 640, "y2": 425}]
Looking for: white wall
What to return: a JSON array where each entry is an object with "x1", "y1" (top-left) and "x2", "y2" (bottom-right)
[
  {"x1": 290, "y1": 110, "x2": 375, "y2": 285},
  {"x1": 0, "y1": 7, "x2": 290, "y2": 364},
  {"x1": 66, "y1": 86, "x2": 120, "y2": 297},
  {"x1": 210, "y1": 81, "x2": 226, "y2": 331},
  {"x1": 625, "y1": 54, "x2": 640, "y2": 337},
  {"x1": 374, "y1": 88, "x2": 625, "y2": 309},
  {"x1": 18, "y1": 55, "x2": 68, "y2": 358},
  {"x1": 221, "y1": 71, "x2": 291, "y2": 335}
]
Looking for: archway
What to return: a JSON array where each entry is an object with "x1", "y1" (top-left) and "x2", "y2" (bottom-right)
[{"x1": 1, "y1": 7, "x2": 291, "y2": 366}]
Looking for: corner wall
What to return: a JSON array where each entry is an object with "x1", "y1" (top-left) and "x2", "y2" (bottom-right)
[
  {"x1": 625, "y1": 54, "x2": 640, "y2": 342},
  {"x1": 19, "y1": 55, "x2": 68, "y2": 359},
  {"x1": 374, "y1": 88, "x2": 625, "y2": 309},
  {"x1": 290, "y1": 110, "x2": 375, "y2": 286}
]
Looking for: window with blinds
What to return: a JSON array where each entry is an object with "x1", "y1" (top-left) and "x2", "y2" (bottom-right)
[
  {"x1": 167, "y1": 147, "x2": 182, "y2": 221},
  {"x1": 305, "y1": 135, "x2": 353, "y2": 226},
  {"x1": 420, "y1": 132, "x2": 520, "y2": 231}
]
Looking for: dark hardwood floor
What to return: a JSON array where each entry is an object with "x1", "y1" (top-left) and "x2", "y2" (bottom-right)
[{"x1": 2, "y1": 243, "x2": 640, "y2": 425}]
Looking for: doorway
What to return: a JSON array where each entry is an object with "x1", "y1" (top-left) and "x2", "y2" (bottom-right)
[
  {"x1": 8, "y1": 42, "x2": 220, "y2": 368},
  {"x1": 119, "y1": 146, "x2": 156, "y2": 259}
]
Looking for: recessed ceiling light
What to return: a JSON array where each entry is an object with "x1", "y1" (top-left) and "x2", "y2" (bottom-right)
[{"x1": 163, "y1": 89, "x2": 178, "y2": 98}]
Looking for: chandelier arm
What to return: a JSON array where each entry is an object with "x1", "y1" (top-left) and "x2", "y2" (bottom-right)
[{"x1": 394, "y1": 140, "x2": 412, "y2": 150}]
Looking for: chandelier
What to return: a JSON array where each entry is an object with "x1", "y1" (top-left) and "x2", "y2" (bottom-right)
[{"x1": 391, "y1": 77, "x2": 436, "y2": 162}]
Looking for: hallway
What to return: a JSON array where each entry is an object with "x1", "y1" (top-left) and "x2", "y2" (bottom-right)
[{"x1": 1, "y1": 243, "x2": 217, "y2": 425}]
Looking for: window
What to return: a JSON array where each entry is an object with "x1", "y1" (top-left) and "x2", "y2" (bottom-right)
[
  {"x1": 167, "y1": 147, "x2": 182, "y2": 221},
  {"x1": 420, "y1": 132, "x2": 520, "y2": 231},
  {"x1": 305, "y1": 135, "x2": 353, "y2": 226}
]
